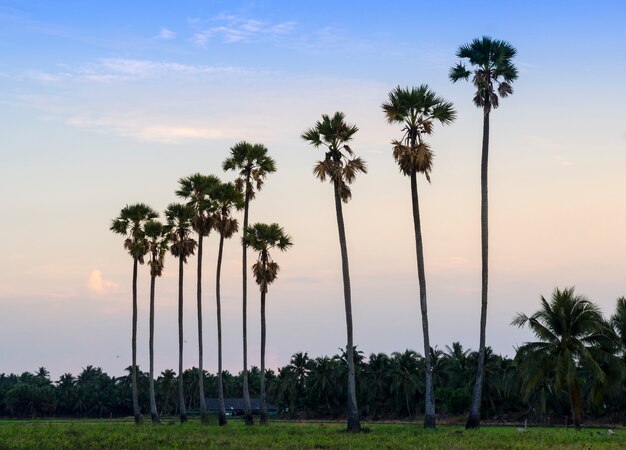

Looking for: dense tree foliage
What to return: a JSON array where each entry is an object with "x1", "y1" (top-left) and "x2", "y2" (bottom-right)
[{"x1": 3, "y1": 334, "x2": 623, "y2": 425}]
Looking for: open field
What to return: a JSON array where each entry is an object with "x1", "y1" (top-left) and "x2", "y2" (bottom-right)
[{"x1": 0, "y1": 419, "x2": 623, "y2": 449}]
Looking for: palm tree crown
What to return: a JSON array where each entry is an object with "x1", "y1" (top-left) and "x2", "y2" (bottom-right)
[
  {"x1": 223, "y1": 141, "x2": 276, "y2": 200},
  {"x1": 110, "y1": 203, "x2": 158, "y2": 262},
  {"x1": 243, "y1": 223, "x2": 293, "y2": 292},
  {"x1": 302, "y1": 111, "x2": 367, "y2": 202},
  {"x1": 176, "y1": 173, "x2": 221, "y2": 236},
  {"x1": 165, "y1": 203, "x2": 197, "y2": 262},
  {"x1": 383, "y1": 85, "x2": 456, "y2": 180},
  {"x1": 449, "y1": 36, "x2": 518, "y2": 112},
  {"x1": 213, "y1": 182, "x2": 244, "y2": 238},
  {"x1": 144, "y1": 220, "x2": 169, "y2": 277},
  {"x1": 611, "y1": 297, "x2": 626, "y2": 357}
]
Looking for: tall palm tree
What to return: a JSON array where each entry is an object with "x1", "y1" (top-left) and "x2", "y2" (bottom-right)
[
  {"x1": 243, "y1": 222, "x2": 293, "y2": 424},
  {"x1": 223, "y1": 141, "x2": 276, "y2": 425},
  {"x1": 382, "y1": 85, "x2": 456, "y2": 428},
  {"x1": 212, "y1": 181, "x2": 244, "y2": 425},
  {"x1": 512, "y1": 287, "x2": 621, "y2": 430},
  {"x1": 302, "y1": 112, "x2": 367, "y2": 432},
  {"x1": 165, "y1": 203, "x2": 197, "y2": 423},
  {"x1": 143, "y1": 219, "x2": 169, "y2": 423},
  {"x1": 110, "y1": 203, "x2": 158, "y2": 424},
  {"x1": 176, "y1": 173, "x2": 220, "y2": 424},
  {"x1": 449, "y1": 36, "x2": 518, "y2": 429}
]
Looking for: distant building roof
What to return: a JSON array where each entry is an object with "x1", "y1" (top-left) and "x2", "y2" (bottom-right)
[{"x1": 206, "y1": 398, "x2": 278, "y2": 412}]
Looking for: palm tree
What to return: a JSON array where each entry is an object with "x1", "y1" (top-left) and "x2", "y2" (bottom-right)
[
  {"x1": 176, "y1": 173, "x2": 220, "y2": 424},
  {"x1": 223, "y1": 141, "x2": 276, "y2": 425},
  {"x1": 611, "y1": 297, "x2": 626, "y2": 360},
  {"x1": 165, "y1": 203, "x2": 197, "y2": 423},
  {"x1": 512, "y1": 287, "x2": 621, "y2": 430},
  {"x1": 390, "y1": 350, "x2": 422, "y2": 417},
  {"x1": 110, "y1": 203, "x2": 158, "y2": 424},
  {"x1": 382, "y1": 85, "x2": 456, "y2": 428},
  {"x1": 302, "y1": 111, "x2": 367, "y2": 432},
  {"x1": 143, "y1": 219, "x2": 169, "y2": 423},
  {"x1": 212, "y1": 181, "x2": 244, "y2": 425},
  {"x1": 243, "y1": 222, "x2": 293, "y2": 424},
  {"x1": 449, "y1": 36, "x2": 518, "y2": 429}
]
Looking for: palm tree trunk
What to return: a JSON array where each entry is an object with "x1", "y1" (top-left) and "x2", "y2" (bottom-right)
[
  {"x1": 178, "y1": 255, "x2": 188, "y2": 423},
  {"x1": 196, "y1": 234, "x2": 208, "y2": 424},
  {"x1": 242, "y1": 183, "x2": 253, "y2": 425},
  {"x1": 466, "y1": 108, "x2": 490, "y2": 429},
  {"x1": 216, "y1": 231, "x2": 227, "y2": 426},
  {"x1": 410, "y1": 171, "x2": 435, "y2": 429},
  {"x1": 568, "y1": 377, "x2": 583, "y2": 430},
  {"x1": 260, "y1": 279, "x2": 268, "y2": 425},
  {"x1": 333, "y1": 183, "x2": 360, "y2": 433},
  {"x1": 131, "y1": 257, "x2": 142, "y2": 424},
  {"x1": 149, "y1": 273, "x2": 160, "y2": 423}
]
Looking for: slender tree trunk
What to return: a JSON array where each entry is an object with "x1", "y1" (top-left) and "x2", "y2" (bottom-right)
[
  {"x1": 333, "y1": 184, "x2": 360, "y2": 432},
  {"x1": 196, "y1": 234, "x2": 208, "y2": 424},
  {"x1": 568, "y1": 377, "x2": 583, "y2": 430},
  {"x1": 149, "y1": 273, "x2": 160, "y2": 424},
  {"x1": 466, "y1": 109, "x2": 490, "y2": 429},
  {"x1": 260, "y1": 280, "x2": 268, "y2": 425},
  {"x1": 178, "y1": 255, "x2": 188, "y2": 423},
  {"x1": 242, "y1": 182, "x2": 253, "y2": 425},
  {"x1": 131, "y1": 257, "x2": 143, "y2": 424},
  {"x1": 216, "y1": 231, "x2": 228, "y2": 426},
  {"x1": 410, "y1": 170, "x2": 436, "y2": 429}
]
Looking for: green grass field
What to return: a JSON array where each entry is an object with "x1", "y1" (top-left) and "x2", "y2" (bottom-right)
[{"x1": 0, "y1": 419, "x2": 623, "y2": 449}]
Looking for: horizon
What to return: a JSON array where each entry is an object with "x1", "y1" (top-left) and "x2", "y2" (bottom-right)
[{"x1": 1, "y1": 0, "x2": 626, "y2": 381}]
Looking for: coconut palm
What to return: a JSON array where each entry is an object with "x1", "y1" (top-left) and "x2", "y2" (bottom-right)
[
  {"x1": 143, "y1": 219, "x2": 169, "y2": 423},
  {"x1": 302, "y1": 111, "x2": 367, "y2": 432},
  {"x1": 243, "y1": 223, "x2": 293, "y2": 424},
  {"x1": 212, "y1": 181, "x2": 244, "y2": 425},
  {"x1": 390, "y1": 350, "x2": 422, "y2": 417},
  {"x1": 176, "y1": 173, "x2": 220, "y2": 424},
  {"x1": 110, "y1": 203, "x2": 158, "y2": 424},
  {"x1": 165, "y1": 203, "x2": 197, "y2": 423},
  {"x1": 512, "y1": 287, "x2": 621, "y2": 430},
  {"x1": 382, "y1": 85, "x2": 456, "y2": 428},
  {"x1": 449, "y1": 36, "x2": 518, "y2": 429},
  {"x1": 611, "y1": 297, "x2": 626, "y2": 360},
  {"x1": 223, "y1": 141, "x2": 276, "y2": 425}
]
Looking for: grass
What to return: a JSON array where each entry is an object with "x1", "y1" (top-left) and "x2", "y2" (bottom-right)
[{"x1": 0, "y1": 419, "x2": 623, "y2": 449}]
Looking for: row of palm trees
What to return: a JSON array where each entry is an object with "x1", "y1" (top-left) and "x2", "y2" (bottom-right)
[
  {"x1": 301, "y1": 35, "x2": 519, "y2": 431},
  {"x1": 110, "y1": 35, "x2": 520, "y2": 431},
  {"x1": 111, "y1": 142, "x2": 292, "y2": 426}
]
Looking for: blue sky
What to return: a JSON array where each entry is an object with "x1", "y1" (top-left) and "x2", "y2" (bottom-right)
[{"x1": 1, "y1": 1, "x2": 626, "y2": 379}]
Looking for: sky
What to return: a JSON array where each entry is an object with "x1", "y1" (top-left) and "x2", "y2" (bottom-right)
[{"x1": 1, "y1": 0, "x2": 625, "y2": 380}]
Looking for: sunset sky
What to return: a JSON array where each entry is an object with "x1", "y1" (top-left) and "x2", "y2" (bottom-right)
[{"x1": 1, "y1": 0, "x2": 625, "y2": 380}]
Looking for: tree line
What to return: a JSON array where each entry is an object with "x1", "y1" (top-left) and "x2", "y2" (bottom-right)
[{"x1": 2, "y1": 290, "x2": 624, "y2": 426}]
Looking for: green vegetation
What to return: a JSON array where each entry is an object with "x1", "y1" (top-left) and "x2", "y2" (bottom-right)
[{"x1": 0, "y1": 420, "x2": 623, "y2": 449}]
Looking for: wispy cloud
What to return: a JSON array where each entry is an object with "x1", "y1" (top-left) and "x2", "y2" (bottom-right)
[
  {"x1": 63, "y1": 115, "x2": 232, "y2": 143},
  {"x1": 27, "y1": 58, "x2": 251, "y2": 83},
  {"x1": 191, "y1": 14, "x2": 296, "y2": 46},
  {"x1": 157, "y1": 27, "x2": 176, "y2": 40}
]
